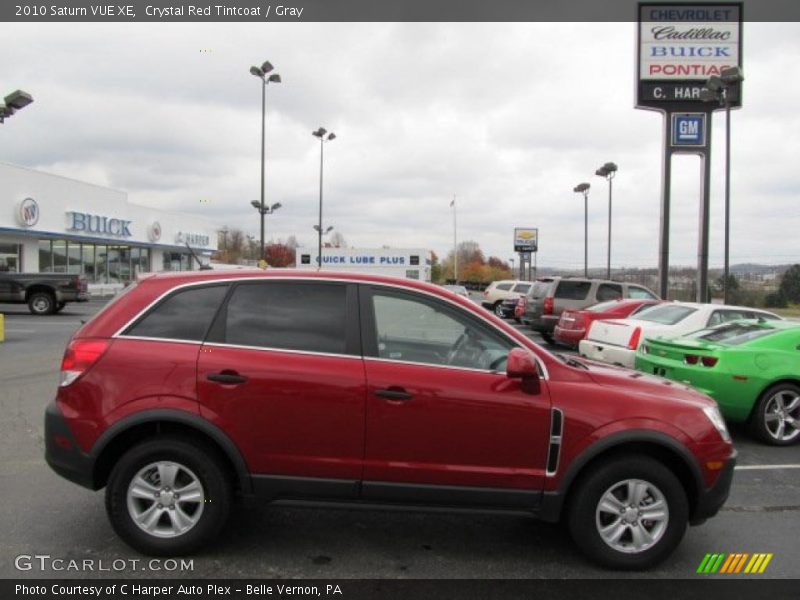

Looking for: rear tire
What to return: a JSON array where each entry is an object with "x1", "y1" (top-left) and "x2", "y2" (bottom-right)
[
  {"x1": 567, "y1": 456, "x2": 688, "y2": 570},
  {"x1": 28, "y1": 291, "x2": 56, "y2": 315},
  {"x1": 105, "y1": 436, "x2": 232, "y2": 556},
  {"x1": 750, "y1": 383, "x2": 800, "y2": 446}
]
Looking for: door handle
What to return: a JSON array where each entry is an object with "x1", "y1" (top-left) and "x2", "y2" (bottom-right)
[
  {"x1": 375, "y1": 387, "x2": 413, "y2": 401},
  {"x1": 207, "y1": 371, "x2": 248, "y2": 385}
]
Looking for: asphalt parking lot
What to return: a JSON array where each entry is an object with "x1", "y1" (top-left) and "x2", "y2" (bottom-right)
[{"x1": 0, "y1": 298, "x2": 798, "y2": 579}]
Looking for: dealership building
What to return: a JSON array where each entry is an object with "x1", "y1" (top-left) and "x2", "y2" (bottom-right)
[
  {"x1": 295, "y1": 247, "x2": 432, "y2": 281},
  {"x1": 0, "y1": 162, "x2": 217, "y2": 284}
]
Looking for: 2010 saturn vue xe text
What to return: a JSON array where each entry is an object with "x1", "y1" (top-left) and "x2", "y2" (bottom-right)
[{"x1": 45, "y1": 270, "x2": 735, "y2": 569}]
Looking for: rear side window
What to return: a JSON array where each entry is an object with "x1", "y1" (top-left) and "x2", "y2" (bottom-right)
[
  {"x1": 496, "y1": 283, "x2": 513, "y2": 291},
  {"x1": 596, "y1": 283, "x2": 622, "y2": 302},
  {"x1": 555, "y1": 281, "x2": 591, "y2": 300},
  {"x1": 513, "y1": 283, "x2": 532, "y2": 294},
  {"x1": 124, "y1": 284, "x2": 228, "y2": 341},
  {"x1": 223, "y1": 282, "x2": 347, "y2": 354}
]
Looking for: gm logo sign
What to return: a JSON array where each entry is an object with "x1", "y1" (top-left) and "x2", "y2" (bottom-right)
[{"x1": 672, "y1": 113, "x2": 706, "y2": 147}]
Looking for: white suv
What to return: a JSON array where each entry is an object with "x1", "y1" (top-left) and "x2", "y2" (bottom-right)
[{"x1": 481, "y1": 280, "x2": 532, "y2": 316}]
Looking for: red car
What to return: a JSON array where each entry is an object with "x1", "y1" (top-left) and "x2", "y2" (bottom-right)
[
  {"x1": 554, "y1": 299, "x2": 662, "y2": 348},
  {"x1": 45, "y1": 271, "x2": 734, "y2": 569}
]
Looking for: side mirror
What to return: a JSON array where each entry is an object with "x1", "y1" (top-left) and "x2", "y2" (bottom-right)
[{"x1": 507, "y1": 348, "x2": 541, "y2": 394}]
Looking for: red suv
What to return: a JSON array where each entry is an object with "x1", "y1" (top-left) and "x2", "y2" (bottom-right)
[{"x1": 45, "y1": 271, "x2": 735, "y2": 569}]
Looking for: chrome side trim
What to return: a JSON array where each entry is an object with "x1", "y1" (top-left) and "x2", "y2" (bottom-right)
[
  {"x1": 203, "y1": 341, "x2": 361, "y2": 361},
  {"x1": 363, "y1": 356, "x2": 507, "y2": 376}
]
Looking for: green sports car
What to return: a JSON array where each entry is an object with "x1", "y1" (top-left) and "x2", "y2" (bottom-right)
[{"x1": 635, "y1": 319, "x2": 800, "y2": 446}]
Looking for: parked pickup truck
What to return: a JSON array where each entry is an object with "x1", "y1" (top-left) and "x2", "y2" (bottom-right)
[{"x1": 0, "y1": 273, "x2": 89, "y2": 315}]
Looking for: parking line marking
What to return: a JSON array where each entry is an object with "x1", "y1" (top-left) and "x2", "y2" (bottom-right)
[
  {"x1": 735, "y1": 464, "x2": 800, "y2": 470},
  {"x1": 4, "y1": 329, "x2": 36, "y2": 333}
]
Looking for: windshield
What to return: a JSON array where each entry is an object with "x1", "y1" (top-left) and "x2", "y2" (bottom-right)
[
  {"x1": 686, "y1": 322, "x2": 779, "y2": 346},
  {"x1": 636, "y1": 304, "x2": 697, "y2": 325}
]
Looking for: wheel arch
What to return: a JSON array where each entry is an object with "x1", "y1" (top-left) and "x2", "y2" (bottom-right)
[
  {"x1": 91, "y1": 409, "x2": 252, "y2": 495},
  {"x1": 748, "y1": 378, "x2": 800, "y2": 421},
  {"x1": 540, "y1": 430, "x2": 703, "y2": 523},
  {"x1": 25, "y1": 285, "x2": 57, "y2": 301}
]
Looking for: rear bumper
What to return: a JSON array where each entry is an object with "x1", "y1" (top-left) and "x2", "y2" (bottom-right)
[
  {"x1": 578, "y1": 340, "x2": 636, "y2": 368},
  {"x1": 44, "y1": 401, "x2": 98, "y2": 490},
  {"x1": 554, "y1": 325, "x2": 584, "y2": 346},
  {"x1": 525, "y1": 315, "x2": 559, "y2": 333}
]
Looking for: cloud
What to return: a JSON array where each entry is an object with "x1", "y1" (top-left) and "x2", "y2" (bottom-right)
[{"x1": 1, "y1": 22, "x2": 798, "y2": 269}]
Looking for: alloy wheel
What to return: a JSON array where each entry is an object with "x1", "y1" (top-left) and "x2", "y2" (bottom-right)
[{"x1": 595, "y1": 478, "x2": 669, "y2": 554}]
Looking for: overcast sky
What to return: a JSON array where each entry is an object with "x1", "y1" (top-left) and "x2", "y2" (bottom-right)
[{"x1": 2, "y1": 21, "x2": 798, "y2": 269}]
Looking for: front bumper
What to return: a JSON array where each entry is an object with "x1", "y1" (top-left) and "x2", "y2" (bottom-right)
[
  {"x1": 692, "y1": 450, "x2": 736, "y2": 524},
  {"x1": 44, "y1": 401, "x2": 98, "y2": 490}
]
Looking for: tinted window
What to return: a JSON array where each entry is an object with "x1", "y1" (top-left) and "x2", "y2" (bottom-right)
[
  {"x1": 496, "y1": 283, "x2": 513, "y2": 291},
  {"x1": 555, "y1": 281, "x2": 591, "y2": 300},
  {"x1": 596, "y1": 283, "x2": 622, "y2": 302},
  {"x1": 627, "y1": 286, "x2": 658, "y2": 299},
  {"x1": 125, "y1": 284, "x2": 228, "y2": 341},
  {"x1": 513, "y1": 283, "x2": 532, "y2": 294},
  {"x1": 371, "y1": 292, "x2": 512, "y2": 371},
  {"x1": 224, "y1": 282, "x2": 347, "y2": 354},
  {"x1": 637, "y1": 304, "x2": 697, "y2": 325}
]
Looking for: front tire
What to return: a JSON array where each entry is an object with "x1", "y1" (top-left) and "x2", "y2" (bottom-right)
[
  {"x1": 28, "y1": 291, "x2": 56, "y2": 315},
  {"x1": 750, "y1": 383, "x2": 800, "y2": 445},
  {"x1": 567, "y1": 456, "x2": 688, "y2": 570},
  {"x1": 105, "y1": 437, "x2": 232, "y2": 556}
]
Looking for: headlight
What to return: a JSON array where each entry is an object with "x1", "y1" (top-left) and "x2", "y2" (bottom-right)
[{"x1": 702, "y1": 405, "x2": 730, "y2": 442}]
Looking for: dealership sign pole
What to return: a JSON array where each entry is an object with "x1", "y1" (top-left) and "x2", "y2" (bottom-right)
[
  {"x1": 514, "y1": 228, "x2": 538, "y2": 280},
  {"x1": 636, "y1": 2, "x2": 742, "y2": 301}
]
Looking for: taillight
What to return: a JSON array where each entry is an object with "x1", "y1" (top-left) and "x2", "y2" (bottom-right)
[
  {"x1": 627, "y1": 327, "x2": 642, "y2": 350},
  {"x1": 684, "y1": 354, "x2": 699, "y2": 365},
  {"x1": 543, "y1": 297, "x2": 554, "y2": 315},
  {"x1": 573, "y1": 313, "x2": 585, "y2": 329},
  {"x1": 701, "y1": 356, "x2": 718, "y2": 368},
  {"x1": 684, "y1": 355, "x2": 718, "y2": 368},
  {"x1": 60, "y1": 339, "x2": 110, "y2": 387}
]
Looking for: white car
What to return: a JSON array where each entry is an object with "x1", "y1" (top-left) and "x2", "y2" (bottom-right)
[
  {"x1": 481, "y1": 280, "x2": 532, "y2": 315},
  {"x1": 578, "y1": 302, "x2": 781, "y2": 368}
]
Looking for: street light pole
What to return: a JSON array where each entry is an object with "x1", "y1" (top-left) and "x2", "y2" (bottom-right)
[
  {"x1": 574, "y1": 183, "x2": 590, "y2": 277},
  {"x1": 595, "y1": 162, "x2": 618, "y2": 280},
  {"x1": 250, "y1": 61, "x2": 281, "y2": 261},
  {"x1": 701, "y1": 66, "x2": 744, "y2": 304},
  {"x1": 312, "y1": 127, "x2": 336, "y2": 268}
]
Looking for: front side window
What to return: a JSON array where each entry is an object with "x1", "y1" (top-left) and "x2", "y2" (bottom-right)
[
  {"x1": 223, "y1": 282, "x2": 348, "y2": 355},
  {"x1": 124, "y1": 284, "x2": 228, "y2": 341},
  {"x1": 369, "y1": 291, "x2": 512, "y2": 371}
]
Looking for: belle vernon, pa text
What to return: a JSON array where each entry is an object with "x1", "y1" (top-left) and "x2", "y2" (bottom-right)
[{"x1": 16, "y1": 583, "x2": 343, "y2": 596}]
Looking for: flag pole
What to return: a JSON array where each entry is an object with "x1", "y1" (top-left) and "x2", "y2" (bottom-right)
[{"x1": 452, "y1": 194, "x2": 457, "y2": 283}]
